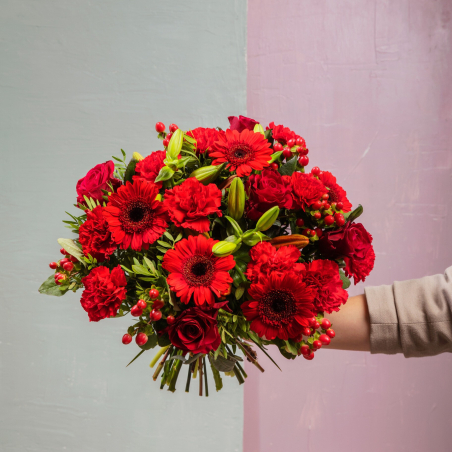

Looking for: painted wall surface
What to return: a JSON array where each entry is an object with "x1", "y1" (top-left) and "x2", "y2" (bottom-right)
[
  {"x1": 0, "y1": 1, "x2": 246, "y2": 451},
  {"x1": 246, "y1": 1, "x2": 452, "y2": 452}
]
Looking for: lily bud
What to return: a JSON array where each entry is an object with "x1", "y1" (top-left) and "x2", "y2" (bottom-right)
[
  {"x1": 166, "y1": 129, "x2": 183, "y2": 160},
  {"x1": 212, "y1": 241, "x2": 237, "y2": 257},
  {"x1": 256, "y1": 206, "x2": 280, "y2": 231},
  {"x1": 132, "y1": 152, "x2": 144, "y2": 161},
  {"x1": 270, "y1": 234, "x2": 310, "y2": 249},
  {"x1": 242, "y1": 230, "x2": 269, "y2": 246},
  {"x1": 190, "y1": 163, "x2": 225, "y2": 185},
  {"x1": 253, "y1": 123, "x2": 265, "y2": 135},
  {"x1": 227, "y1": 177, "x2": 245, "y2": 220}
]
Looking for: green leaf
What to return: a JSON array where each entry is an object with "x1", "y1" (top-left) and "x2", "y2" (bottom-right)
[
  {"x1": 126, "y1": 349, "x2": 146, "y2": 367},
  {"x1": 139, "y1": 333, "x2": 158, "y2": 350},
  {"x1": 163, "y1": 231, "x2": 174, "y2": 241},
  {"x1": 235, "y1": 286, "x2": 246, "y2": 300},
  {"x1": 284, "y1": 340, "x2": 298, "y2": 356},
  {"x1": 157, "y1": 240, "x2": 173, "y2": 248},
  {"x1": 154, "y1": 166, "x2": 175, "y2": 184},
  {"x1": 143, "y1": 256, "x2": 156, "y2": 273},
  {"x1": 39, "y1": 275, "x2": 68, "y2": 297},
  {"x1": 132, "y1": 264, "x2": 151, "y2": 276},
  {"x1": 278, "y1": 156, "x2": 298, "y2": 176},
  {"x1": 57, "y1": 238, "x2": 84, "y2": 264},
  {"x1": 345, "y1": 204, "x2": 363, "y2": 223},
  {"x1": 124, "y1": 158, "x2": 138, "y2": 183},
  {"x1": 225, "y1": 216, "x2": 243, "y2": 236},
  {"x1": 339, "y1": 269, "x2": 351, "y2": 289}
]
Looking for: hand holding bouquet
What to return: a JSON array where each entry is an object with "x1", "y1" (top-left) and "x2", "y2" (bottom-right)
[{"x1": 40, "y1": 116, "x2": 375, "y2": 395}]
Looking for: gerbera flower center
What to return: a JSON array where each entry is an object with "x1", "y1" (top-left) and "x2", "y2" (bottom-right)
[
  {"x1": 183, "y1": 255, "x2": 215, "y2": 286},
  {"x1": 229, "y1": 145, "x2": 251, "y2": 163},
  {"x1": 260, "y1": 289, "x2": 296, "y2": 325},
  {"x1": 120, "y1": 199, "x2": 154, "y2": 233}
]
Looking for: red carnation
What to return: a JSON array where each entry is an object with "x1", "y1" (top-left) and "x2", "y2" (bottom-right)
[
  {"x1": 241, "y1": 272, "x2": 315, "y2": 341},
  {"x1": 245, "y1": 242, "x2": 302, "y2": 283},
  {"x1": 318, "y1": 171, "x2": 352, "y2": 212},
  {"x1": 228, "y1": 115, "x2": 258, "y2": 132},
  {"x1": 79, "y1": 206, "x2": 117, "y2": 262},
  {"x1": 80, "y1": 266, "x2": 127, "y2": 322},
  {"x1": 162, "y1": 235, "x2": 235, "y2": 306},
  {"x1": 209, "y1": 129, "x2": 272, "y2": 177},
  {"x1": 76, "y1": 161, "x2": 122, "y2": 204},
  {"x1": 291, "y1": 172, "x2": 326, "y2": 210},
  {"x1": 268, "y1": 122, "x2": 303, "y2": 146},
  {"x1": 301, "y1": 260, "x2": 348, "y2": 314},
  {"x1": 103, "y1": 179, "x2": 168, "y2": 251},
  {"x1": 186, "y1": 128, "x2": 221, "y2": 155},
  {"x1": 160, "y1": 307, "x2": 221, "y2": 354},
  {"x1": 163, "y1": 178, "x2": 222, "y2": 233},
  {"x1": 320, "y1": 222, "x2": 375, "y2": 284},
  {"x1": 133, "y1": 151, "x2": 166, "y2": 187},
  {"x1": 245, "y1": 169, "x2": 293, "y2": 221}
]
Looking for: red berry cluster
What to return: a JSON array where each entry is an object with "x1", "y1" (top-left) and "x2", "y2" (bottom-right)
[
  {"x1": 298, "y1": 316, "x2": 336, "y2": 360},
  {"x1": 273, "y1": 137, "x2": 309, "y2": 169},
  {"x1": 155, "y1": 122, "x2": 179, "y2": 148},
  {"x1": 49, "y1": 248, "x2": 78, "y2": 285}
]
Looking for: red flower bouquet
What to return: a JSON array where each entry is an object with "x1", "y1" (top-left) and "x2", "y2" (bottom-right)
[{"x1": 40, "y1": 118, "x2": 375, "y2": 395}]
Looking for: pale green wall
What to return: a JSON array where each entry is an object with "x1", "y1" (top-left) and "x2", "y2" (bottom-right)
[{"x1": 0, "y1": 1, "x2": 246, "y2": 451}]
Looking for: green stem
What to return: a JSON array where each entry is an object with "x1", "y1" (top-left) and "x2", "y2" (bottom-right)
[
  {"x1": 203, "y1": 357, "x2": 209, "y2": 397},
  {"x1": 233, "y1": 365, "x2": 245, "y2": 385},
  {"x1": 185, "y1": 363, "x2": 192, "y2": 393},
  {"x1": 150, "y1": 345, "x2": 170, "y2": 368},
  {"x1": 208, "y1": 355, "x2": 223, "y2": 392},
  {"x1": 168, "y1": 358, "x2": 182, "y2": 393}
]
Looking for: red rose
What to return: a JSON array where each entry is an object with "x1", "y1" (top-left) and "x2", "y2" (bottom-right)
[
  {"x1": 161, "y1": 307, "x2": 221, "y2": 354},
  {"x1": 301, "y1": 259, "x2": 348, "y2": 314},
  {"x1": 80, "y1": 266, "x2": 127, "y2": 322},
  {"x1": 291, "y1": 172, "x2": 326, "y2": 209},
  {"x1": 76, "y1": 161, "x2": 121, "y2": 204},
  {"x1": 186, "y1": 128, "x2": 221, "y2": 154},
  {"x1": 245, "y1": 169, "x2": 293, "y2": 221},
  {"x1": 133, "y1": 151, "x2": 166, "y2": 187},
  {"x1": 228, "y1": 115, "x2": 258, "y2": 132},
  {"x1": 79, "y1": 205, "x2": 117, "y2": 262},
  {"x1": 245, "y1": 242, "x2": 303, "y2": 283},
  {"x1": 318, "y1": 171, "x2": 352, "y2": 212},
  {"x1": 320, "y1": 222, "x2": 375, "y2": 284},
  {"x1": 163, "y1": 178, "x2": 222, "y2": 233}
]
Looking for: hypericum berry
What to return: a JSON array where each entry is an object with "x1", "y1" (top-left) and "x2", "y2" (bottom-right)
[
  {"x1": 166, "y1": 315, "x2": 175, "y2": 325},
  {"x1": 314, "y1": 321, "x2": 320, "y2": 329},
  {"x1": 313, "y1": 340, "x2": 322, "y2": 350},
  {"x1": 296, "y1": 137, "x2": 305, "y2": 147},
  {"x1": 169, "y1": 123, "x2": 178, "y2": 133},
  {"x1": 287, "y1": 138, "x2": 296, "y2": 148},
  {"x1": 166, "y1": 133, "x2": 173, "y2": 141},
  {"x1": 310, "y1": 229, "x2": 316, "y2": 237},
  {"x1": 314, "y1": 212, "x2": 322, "y2": 220},
  {"x1": 303, "y1": 351, "x2": 315, "y2": 360},
  {"x1": 137, "y1": 299, "x2": 147, "y2": 310},
  {"x1": 298, "y1": 155, "x2": 309, "y2": 167},
  {"x1": 63, "y1": 262, "x2": 74, "y2": 272},
  {"x1": 155, "y1": 122, "x2": 165, "y2": 133},
  {"x1": 163, "y1": 138, "x2": 170, "y2": 147},
  {"x1": 323, "y1": 202, "x2": 331, "y2": 211},
  {"x1": 311, "y1": 200, "x2": 322, "y2": 210},
  {"x1": 319, "y1": 334, "x2": 331, "y2": 345},
  {"x1": 130, "y1": 305, "x2": 143, "y2": 317},
  {"x1": 335, "y1": 213, "x2": 345, "y2": 226},
  {"x1": 49, "y1": 262, "x2": 58, "y2": 269},
  {"x1": 270, "y1": 163, "x2": 279, "y2": 170},
  {"x1": 326, "y1": 328, "x2": 336, "y2": 338},
  {"x1": 324, "y1": 215, "x2": 335, "y2": 226},
  {"x1": 308, "y1": 317, "x2": 317, "y2": 327},
  {"x1": 153, "y1": 299, "x2": 165, "y2": 310},
  {"x1": 336, "y1": 202, "x2": 344, "y2": 210},
  {"x1": 296, "y1": 218, "x2": 304, "y2": 227},
  {"x1": 149, "y1": 289, "x2": 159, "y2": 299},
  {"x1": 150, "y1": 309, "x2": 162, "y2": 322},
  {"x1": 70, "y1": 256, "x2": 78, "y2": 263},
  {"x1": 273, "y1": 142, "x2": 283, "y2": 152},
  {"x1": 135, "y1": 333, "x2": 148, "y2": 346},
  {"x1": 302, "y1": 326, "x2": 312, "y2": 336},
  {"x1": 299, "y1": 344, "x2": 311, "y2": 355},
  {"x1": 321, "y1": 318, "x2": 331, "y2": 329},
  {"x1": 315, "y1": 228, "x2": 323, "y2": 237},
  {"x1": 60, "y1": 248, "x2": 67, "y2": 255},
  {"x1": 311, "y1": 166, "x2": 320, "y2": 176},
  {"x1": 122, "y1": 334, "x2": 133, "y2": 344},
  {"x1": 59, "y1": 258, "x2": 69, "y2": 266},
  {"x1": 304, "y1": 229, "x2": 312, "y2": 237},
  {"x1": 322, "y1": 193, "x2": 329, "y2": 200},
  {"x1": 282, "y1": 149, "x2": 292, "y2": 160},
  {"x1": 331, "y1": 202, "x2": 337, "y2": 210},
  {"x1": 298, "y1": 147, "x2": 309, "y2": 156}
]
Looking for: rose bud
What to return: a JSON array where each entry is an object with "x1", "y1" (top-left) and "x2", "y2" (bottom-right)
[
  {"x1": 255, "y1": 206, "x2": 280, "y2": 231},
  {"x1": 227, "y1": 177, "x2": 245, "y2": 220}
]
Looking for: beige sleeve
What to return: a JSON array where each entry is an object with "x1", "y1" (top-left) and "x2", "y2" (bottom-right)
[{"x1": 364, "y1": 266, "x2": 452, "y2": 357}]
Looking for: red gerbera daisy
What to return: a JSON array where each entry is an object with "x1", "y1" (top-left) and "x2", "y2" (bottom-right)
[
  {"x1": 103, "y1": 179, "x2": 168, "y2": 251},
  {"x1": 241, "y1": 272, "x2": 315, "y2": 341},
  {"x1": 162, "y1": 235, "x2": 235, "y2": 306},
  {"x1": 186, "y1": 127, "x2": 221, "y2": 155},
  {"x1": 318, "y1": 171, "x2": 352, "y2": 212},
  {"x1": 209, "y1": 129, "x2": 272, "y2": 177}
]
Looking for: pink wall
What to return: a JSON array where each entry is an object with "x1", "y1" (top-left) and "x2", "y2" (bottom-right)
[{"x1": 245, "y1": 1, "x2": 452, "y2": 451}]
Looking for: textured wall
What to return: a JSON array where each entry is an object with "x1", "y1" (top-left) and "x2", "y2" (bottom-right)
[
  {"x1": 0, "y1": 1, "x2": 246, "y2": 451},
  {"x1": 246, "y1": 1, "x2": 452, "y2": 451}
]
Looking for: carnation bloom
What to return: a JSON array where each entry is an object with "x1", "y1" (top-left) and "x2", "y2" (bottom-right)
[
  {"x1": 186, "y1": 127, "x2": 221, "y2": 154},
  {"x1": 163, "y1": 178, "x2": 222, "y2": 233},
  {"x1": 79, "y1": 205, "x2": 117, "y2": 262},
  {"x1": 245, "y1": 169, "x2": 293, "y2": 221},
  {"x1": 245, "y1": 242, "x2": 302, "y2": 284},
  {"x1": 301, "y1": 259, "x2": 348, "y2": 314},
  {"x1": 241, "y1": 272, "x2": 315, "y2": 341},
  {"x1": 80, "y1": 266, "x2": 127, "y2": 322},
  {"x1": 268, "y1": 121, "x2": 303, "y2": 146},
  {"x1": 318, "y1": 171, "x2": 352, "y2": 212},
  {"x1": 291, "y1": 172, "x2": 326, "y2": 209},
  {"x1": 209, "y1": 129, "x2": 272, "y2": 177},
  {"x1": 162, "y1": 235, "x2": 235, "y2": 306},
  {"x1": 103, "y1": 179, "x2": 168, "y2": 251},
  {"x1": 133, "y1": 150, "x2": 166, "y2": 187}
]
